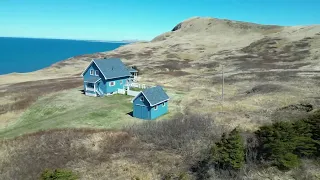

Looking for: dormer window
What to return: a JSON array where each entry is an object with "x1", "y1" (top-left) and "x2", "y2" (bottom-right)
[
  {"x1": 140, "y1": 96, "x2": 144, "y2": 102},
  {"x1": 90, "y1": 69, "x2": 94, "y2": 75},
  {"x1": 95, "y1": 70, "x2": 99, "y2": 76}
]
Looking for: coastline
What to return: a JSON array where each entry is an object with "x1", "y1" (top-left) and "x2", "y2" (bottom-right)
[
  {"x1": 0, "y1": 37, "x2": 127, "y2": 75},
  {"x1": 0, "y1": 36, "x2": 141, "y2": 43}
]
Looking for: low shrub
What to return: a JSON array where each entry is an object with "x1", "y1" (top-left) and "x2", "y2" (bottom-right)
[
  {"x1": 127, "y1": 113, "x2": 224, "y2": 152},
  {"x1": 40, "y1": 168, "x2": 78, "y2": 180}
]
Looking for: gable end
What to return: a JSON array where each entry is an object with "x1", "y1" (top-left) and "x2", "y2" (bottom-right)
[{"x1": 81, "y1": 60, "x2": 107, "y2": 80}]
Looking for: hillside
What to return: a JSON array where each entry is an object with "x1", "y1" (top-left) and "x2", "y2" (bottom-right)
[
  {"x1": 3, "y1": 16, "x2": 319, "y2": 128},
  {"x1": 1, "y1": 17, "x2": 320, "y2": 179}
]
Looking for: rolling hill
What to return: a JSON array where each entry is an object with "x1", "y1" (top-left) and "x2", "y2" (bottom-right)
[{"x1": 1, "y1": 17, "x2": 320, "y2": 179}]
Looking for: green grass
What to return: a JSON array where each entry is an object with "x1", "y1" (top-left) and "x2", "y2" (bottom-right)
[
  {"x1": 129, "y1": 87, "x2": 144, "y2": 91},
  {"x1": 0, "y1": 87, "x2": 184, "y2": 138},
  {"x1": 0, "y1": 89, "x2": 139, "y2": 138}
]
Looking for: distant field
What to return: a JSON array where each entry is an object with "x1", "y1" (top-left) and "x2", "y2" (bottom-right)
[{"x1": 0, "y1": 87, "x2": 183, "y2": 138}]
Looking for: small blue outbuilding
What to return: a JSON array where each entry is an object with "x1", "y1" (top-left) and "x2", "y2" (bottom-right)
[{"x1": 132, "y1": 86, "x2": 170, "y2": 120}]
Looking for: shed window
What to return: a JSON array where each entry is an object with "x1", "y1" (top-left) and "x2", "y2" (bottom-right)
[
  {"x1": 109, "y1": 81, "x2": 115, "y2": 86},
  {"x1": 154, "y1": 105, "x2": 158, "y2": 110},
  {"x1": 87, "y1": 83, "x2": 94, "y2": 88},
  {"x1": 162, "y1": 102, "x2": 165, "y2": 107},
  {"x1": 95, "y1": 70, "x2": 99, "y2": 76},
  {"x1": 90, "y1": 70, "x2": 94, "y2": 75},
  {"x1": 140, "y1": 96, "x2": 144, "y2": 101}
]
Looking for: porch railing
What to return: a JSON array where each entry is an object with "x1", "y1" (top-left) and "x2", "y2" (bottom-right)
[{"x1": 125, "y1": 82, "x2": 153, "y2": 89}]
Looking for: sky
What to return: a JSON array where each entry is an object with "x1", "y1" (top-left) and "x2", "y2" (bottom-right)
[{"x1": 0, "y1": 0, "x2": 319, "y2": 41}]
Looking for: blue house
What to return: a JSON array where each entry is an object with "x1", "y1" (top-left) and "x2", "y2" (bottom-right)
[
  {"x1": 132, "y1": 86, "x2": 170, "y2": 120},
  {"x1": 81, "y1": 58, "x2": 132, "y2": 97}
]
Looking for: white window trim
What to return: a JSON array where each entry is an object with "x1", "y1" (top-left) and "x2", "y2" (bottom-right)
[
  {"x1": 109, "y1": 81, "x2": 115, "y2": 86},
  {"x1": 95, "y1": 70, "x2": 99, "y2": 76},
  {"x1": 90, "y1": 69, "x2": 94, "y2": 75},
  {"x1": 154, "y1": 105, "x2": 158, "y2": 110}
]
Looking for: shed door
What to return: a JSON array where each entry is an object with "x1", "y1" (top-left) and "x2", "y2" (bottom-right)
[{"x1": 139, "y1": 105, "x2": 148, "y2": 119}]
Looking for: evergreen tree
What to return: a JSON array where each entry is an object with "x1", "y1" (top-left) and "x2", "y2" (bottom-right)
[
  {"x1": 256, "y1": 118, "x2": 319, "y2": 169},
  {"x1": 276, "y1": 153, "x2": 300, "y2": 170},
  {"x1": 212, "y1": 128, "x2": 245, "y2": 170},
  {"x1": 256, "y1": 121, "x2": 301, "y2": 169},
  {"x1": 226, "y1": 128, "x2": 245, "y2": 170},
  {"x1": 292, "y1": 120, "x2": 317, "y2": 157},
  {"x1": 305, "y1": 110, "x2": 320, "y2": 156}
]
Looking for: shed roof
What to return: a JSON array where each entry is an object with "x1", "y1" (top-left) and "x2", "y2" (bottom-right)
[
  {"x1": 84, "y1": 76, "x2": 101, "y2": 83},
  {"x1": 135, "y1": 86, "x2": 169, "y2": 106},
  {"x1": 82, "y1": 58, "x2": 131, "y2": 80}
]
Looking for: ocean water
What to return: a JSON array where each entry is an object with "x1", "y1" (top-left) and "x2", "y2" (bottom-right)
[{"x1": 0, "y1": 37, "x2": 127, "y2": 75}]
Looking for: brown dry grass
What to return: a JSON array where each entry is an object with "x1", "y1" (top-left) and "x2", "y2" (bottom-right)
[
  {"x1": 0, "y1": 77, "x2": 82, "y2": 113},
  {"x1": 0, "y1": 113, "x2": 225, "y2": 180}
]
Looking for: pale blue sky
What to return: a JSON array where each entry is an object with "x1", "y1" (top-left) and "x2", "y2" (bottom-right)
[{"x1": 0, "y1": 0, "x2": 319, "y2": 41}]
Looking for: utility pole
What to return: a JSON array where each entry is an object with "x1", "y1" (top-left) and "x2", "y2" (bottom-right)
[{"x1": 222, "y1": 64, "x2": 224, "y2": 111}]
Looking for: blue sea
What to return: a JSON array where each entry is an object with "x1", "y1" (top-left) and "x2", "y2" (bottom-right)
[{"x1": 0, "y1": 37, "x2": 127, "y2": 75}]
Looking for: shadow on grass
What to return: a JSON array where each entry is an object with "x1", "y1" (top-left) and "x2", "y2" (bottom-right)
[
  {"x1": 127, "y1": 111, "x2": 133, "y2": 117},
  {"x1": 79, "y1": 89, "x2": 85, "y2": 95}
]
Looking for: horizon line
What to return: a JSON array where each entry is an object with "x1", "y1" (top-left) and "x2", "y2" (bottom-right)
[{"x1": 0, "y1": 36, "x2": 147, "y2": 43}]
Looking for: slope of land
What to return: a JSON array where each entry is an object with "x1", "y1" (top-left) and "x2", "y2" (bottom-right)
[
  {"x1": 2, "y1": 16, "x2": 319, "y2": 130},
  {"x1": 1, "y1": 17, "x2": 320, "y2": 179}
]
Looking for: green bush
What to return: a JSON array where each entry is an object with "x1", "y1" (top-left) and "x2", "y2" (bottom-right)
[
  {"x1": 162, "y1": 172, "x2": 190, "y2": 180},
  {"x1": 40, "y1": 169, "x2": 78, "y2": 180},
  {"x1": 304, "y1": 110, "x2": 320, "y2": 156},
  {"x1": 276, "y1": 153, "x2": 300, "y2": 170},
  {"x1": 212, "y1": 128, "x2": 245, "y2": 170},
  {"x1": 255, "y1": 111, "x2": 320, "y2": 170}
]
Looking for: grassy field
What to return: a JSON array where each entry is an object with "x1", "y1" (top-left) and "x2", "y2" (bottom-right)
[
  {"x1": 129, "y1": 87, "x2": 144, "y2": 91},
  {"x1": 0, "y1": 87, "x2": 183, "y2": 138}
]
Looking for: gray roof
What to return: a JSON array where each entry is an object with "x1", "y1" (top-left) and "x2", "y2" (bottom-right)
[
  {"x1": 141, "y1": 86, "x2": 170, "y2": 106},
  {"x1": 127, "y1": 67, "x2": 138, "y2": 73},
  {"x1": 84, "y1": 76, "x2": 101, "y2": 83},
  {"x1": 93, "y1": 58, "x2": 131, "y2": 80}
]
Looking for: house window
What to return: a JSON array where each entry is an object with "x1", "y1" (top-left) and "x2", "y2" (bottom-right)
[
  {"x1": 90, "y1": 69, "x2": 94, "y2": 75},
  {"x1": 109, "y1": 81, "x2": 115, "y2": 86},
  {"x1": 162, "y1": 102, "x2": 165, "y2": 107},
  {"x1": 154, "y1": 105, "x2": 158, "y2": 110},
  {"x1": 120, "y1": 80, "x2": 123, "y2": 84},
  {"x1": 95, "y1": 70, "x2": 99, "y2": 76},
  {"x1": 140, "y1": 96, "x2": 144, "y2": 101},
  {"x1": 87, "y1": 83, "x2": 94, "y2": 88}
]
